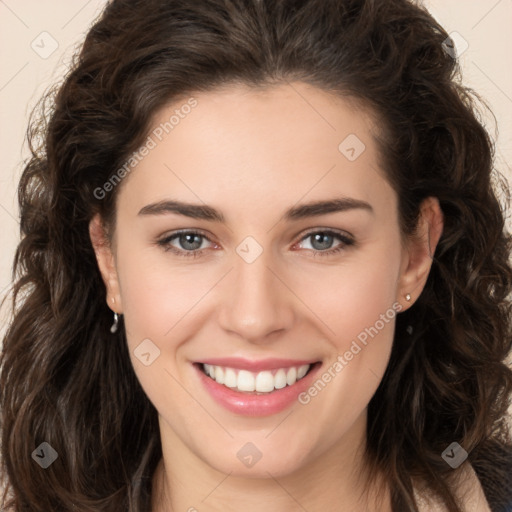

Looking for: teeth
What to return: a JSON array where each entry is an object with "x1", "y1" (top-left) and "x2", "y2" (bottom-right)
[
  {"x1": 238, "y1": 370, "x2": 255, "y2": 392},
  {"x1": 297, "y1": 365, "x2": 308, "y2": 379},
  {"x1": 286, "y1": 367, "x2": 297, "y2": 385},
  {"x1": 224, "y1": 367, "x2": 237, "y2": 388},
  {"x1": 255, "y1": 371, "x2": 274, "y2": 393},
  {"x1": 202, "y1": 363, "x2": 311, "y2": 393},
  {"x1": 214, "y1": 366, "x2": 224, "y2": 384},
  {"x1": 274, "y1": 369, "x2": 287, "y2": 389}
]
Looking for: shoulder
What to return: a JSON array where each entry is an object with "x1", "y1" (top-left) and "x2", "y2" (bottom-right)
[{"x1": 413, "y1": 462, "x2": 492, "y2": 512}]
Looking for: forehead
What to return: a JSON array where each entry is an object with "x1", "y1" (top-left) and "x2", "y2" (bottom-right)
[
  {"x1": 116, "y1": 81, "x2": 395, "y2": 220},
  {"x1": 151, "y1": 81, "x2": 376, "y2": 150}
]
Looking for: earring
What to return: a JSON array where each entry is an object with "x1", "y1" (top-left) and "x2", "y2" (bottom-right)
[
  {"x1": 405, "y1": 293, "x2": 411, "y2": 301},
  {"x1": 110, "y1": 312, "x2": 119, "y2": 333}
]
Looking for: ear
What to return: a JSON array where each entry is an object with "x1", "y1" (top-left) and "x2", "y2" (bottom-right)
[
  {"x1": 397, "y1": 197, "x2": 444, "y2": 311},
  {"x1": 89, "y1": 213, "x2": 123, "y2": 313}
]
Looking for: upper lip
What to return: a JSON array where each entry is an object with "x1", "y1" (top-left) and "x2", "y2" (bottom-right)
[{"x1": 197, "y1": 357, "x2": 319, "y2": 372}]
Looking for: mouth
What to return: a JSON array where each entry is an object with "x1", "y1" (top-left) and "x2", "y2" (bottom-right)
[
  {"x1": 192, "y1": 358, "x2": 323, "y2": 416},
  {"x1": 196, "y1": 361, "x2": 316, "y2": 394}
]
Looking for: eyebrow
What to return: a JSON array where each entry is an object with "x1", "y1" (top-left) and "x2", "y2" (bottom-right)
[{"x1": 137, "y1": 197, "x2": 374, "y2": 222}]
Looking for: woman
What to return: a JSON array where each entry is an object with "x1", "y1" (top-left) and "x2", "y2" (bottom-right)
[{"x1": 1, "y1": 0, "x2": 511, "y2": 510}]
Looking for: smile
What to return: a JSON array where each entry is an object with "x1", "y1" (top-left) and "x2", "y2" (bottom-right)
[
  {"x1": 201, "y1": 363, "x2": 311, "y2": 394},
  {"x1": 193, "y1": 358, "x2": 322, "y2": 416}
]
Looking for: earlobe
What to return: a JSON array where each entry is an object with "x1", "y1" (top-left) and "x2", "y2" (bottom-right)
[
  {"x1": 398, "y1": 197, "x2": 444, "y2": 311},
  {"x1": 89, "y1": 214, "x2": 122, "y2": 312}
]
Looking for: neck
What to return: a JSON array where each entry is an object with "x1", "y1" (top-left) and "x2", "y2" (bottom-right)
[{"x1": 151, "y1": 410, "x2": 392, "y2": 512}]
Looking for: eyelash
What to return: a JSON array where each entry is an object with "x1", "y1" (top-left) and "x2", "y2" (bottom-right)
[{"x1": 156, "y1": 229, "x2": 355, "y2": 259}]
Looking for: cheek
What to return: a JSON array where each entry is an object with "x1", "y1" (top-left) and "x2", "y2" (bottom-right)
[
  {"x1": 115, "y1": 240, "x2": 214, "y2": 344},
  {"x1": 114, "y1": 246, "x2": 205, "y2": 410},
  {"x1": 337, "y1": 261, "x2": 399, "y2": 345},
  {"x1": 294, "y1": 238, "x2": 402, "y2": 346},
  {"x1": 295, "y1": 263, "x2": 401, "y2": 443}
]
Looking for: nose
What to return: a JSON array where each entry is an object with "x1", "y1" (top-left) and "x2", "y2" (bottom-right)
[{"x1": 217, "y1": 246, "x2": 295, "y2": 344}]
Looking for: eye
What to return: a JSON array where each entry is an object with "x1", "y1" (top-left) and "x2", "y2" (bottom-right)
[
  {"x1": 294, "y1": 229, "x2": 355, "y2": 256},
  {"x1": 156, "y1": 230, "x2": 216, "y2": 258},
  {"x1": 156, "y1": 228, "x2": 355, "y2": 259}
]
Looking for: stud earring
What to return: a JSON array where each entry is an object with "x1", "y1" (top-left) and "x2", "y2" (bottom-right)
[
  {"x1": 405, "y1": 293, "x2": 411, "y2": 301},
  {"x1": 110, "y1": 312, "x2": 119, "y2": 333}
]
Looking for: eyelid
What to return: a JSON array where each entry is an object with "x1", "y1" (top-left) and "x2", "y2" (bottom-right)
[
  {"x1": 292, "y1": 227, "x2": 355, "y2": 252},
  {"x1": 156, "y1": 227, "x2": 355, "y2": 257},
  {"x1": 156, "y1": 228, "x2": 217, "y2": 248},
  {"x1": 296, "y1": 227, "x2": 354, "y2": 243}
]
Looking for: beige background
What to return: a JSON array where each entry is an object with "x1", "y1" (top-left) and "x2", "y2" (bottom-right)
[{"x1": 0, "y1": 0, "x2": 511, "y2": 417}]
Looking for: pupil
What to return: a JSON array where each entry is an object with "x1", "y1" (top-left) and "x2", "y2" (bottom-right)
[
  {"x1": 182, "y1": 234, "x2": 201, "y2": 250},
  {"x1": 312, "y1": 233, "x2": 332, "y2": 250}
]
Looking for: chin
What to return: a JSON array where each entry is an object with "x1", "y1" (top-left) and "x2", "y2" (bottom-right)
[{"x1": 193, "y1": 435, "x2": 315, "y2": 479}]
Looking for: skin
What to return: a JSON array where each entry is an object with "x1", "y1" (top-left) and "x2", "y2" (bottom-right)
[{"x1": 90, "y1": 82, "x2": 445, "y2": 511}]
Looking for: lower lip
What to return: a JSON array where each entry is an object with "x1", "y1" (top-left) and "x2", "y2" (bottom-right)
[{"x1": 194, "y1": 362, "x2": 322, "y2": 417}]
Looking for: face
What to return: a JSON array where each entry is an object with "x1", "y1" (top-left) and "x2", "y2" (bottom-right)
[{"x1": 91, "y1": 82, "x2": 441, "y2": 480}]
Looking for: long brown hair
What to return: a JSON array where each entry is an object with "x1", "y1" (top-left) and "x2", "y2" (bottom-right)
[{"x1": 1, "y1": 0, "x2": 511, "y2": 510}]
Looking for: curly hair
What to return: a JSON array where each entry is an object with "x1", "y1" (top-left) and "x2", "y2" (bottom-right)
[{"x1": 1, "y1": 0, "x2": 511, "y2": 510}]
